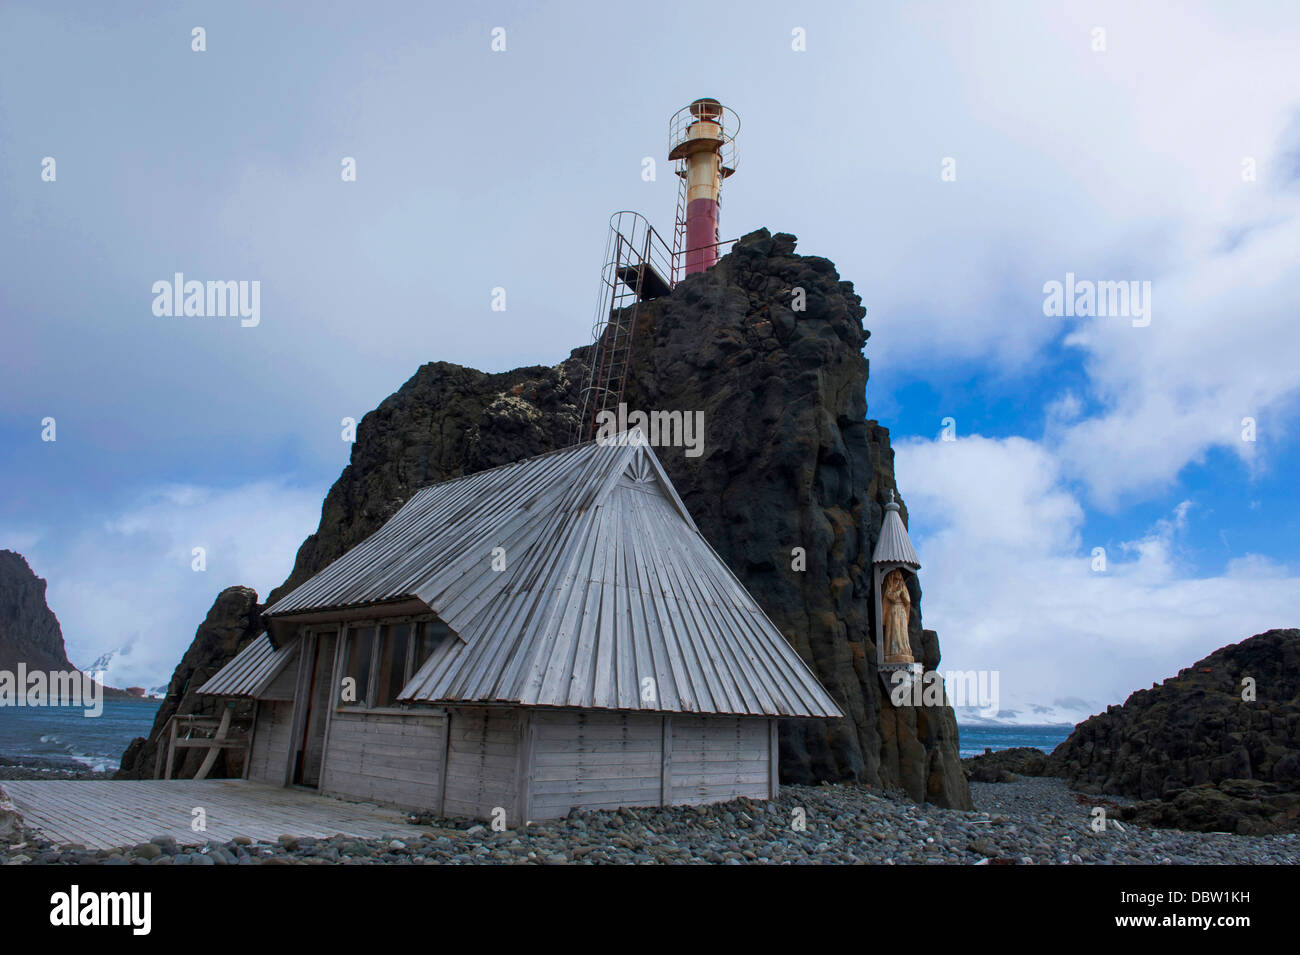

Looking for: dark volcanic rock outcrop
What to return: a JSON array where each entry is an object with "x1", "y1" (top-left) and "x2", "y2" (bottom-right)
[
  {"x1": 117, "y1": 587, "x2": 261, "y2": 779},
  {"x1": 1049, "y1": 629, "x2": 1300, "y2": 832},
  {"x1": 0, "y1": 550, "x2": 78, "y2": 674},
  {"x1": 125, "y1": 229, "x2": 971, "y2": 808},
  {"x1": 1050, "y1": 629, "x2": 1300, "y2": 795},
  {"x1": 1116, "y1": 779, "x2": 1300, "y2": 836},
  {"x1": 0, "y1": 550, "x2": 132, "y2": 700},
  {"x1": 962, "y1": 746, "x2": 1050, "y2": 783}
]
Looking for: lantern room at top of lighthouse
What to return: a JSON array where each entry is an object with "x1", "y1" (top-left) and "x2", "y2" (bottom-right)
[{"x1": 667, "y1": 97, "x2": 739, "y2": 177}]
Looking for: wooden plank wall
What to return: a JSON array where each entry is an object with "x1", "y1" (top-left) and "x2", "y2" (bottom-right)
[
  {"x1": 530, "y1": 710, "x2": 663, "y2": 819},
  {"x1": 442, "y1": 707, "x2": 521, "y2": 822},
  {"x1": 320, "y1": 711, "x2": 447, "y2": 810},
  {"x1": 669, "y1": 715, "x2": 770, "y2": 806},
  {"x1": 260, "y1": 655, "x2": 300, "y2": 701},
  {"x1": 246, "y1": 701, "x2": 294, "y2": 784},
  {"x1": 526, "y1": 711, "x2": 773, "y2": 817},
  {"x1": 251, "y1": 704, "x2": 776, "y2": 821}
]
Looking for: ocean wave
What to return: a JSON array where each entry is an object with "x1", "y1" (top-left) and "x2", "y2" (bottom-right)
[{"x1": 69, "y1": 753, "x2": 119, "y2": 773}]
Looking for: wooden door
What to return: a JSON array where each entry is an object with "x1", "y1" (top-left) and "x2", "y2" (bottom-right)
[{"x1": 293, "y1": 631, "x2": 336, "y2": 788}]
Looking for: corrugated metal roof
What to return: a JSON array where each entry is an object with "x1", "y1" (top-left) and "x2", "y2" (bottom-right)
[
  {"x1": 872, "y1": 492, "x2": 920, "y2": 568},
  {"x1": 265, "y1": 433, "x2": 842, "y2": 719},
  {"x1": 197, "y1": 633, "x2": 299, "y2": 698}
]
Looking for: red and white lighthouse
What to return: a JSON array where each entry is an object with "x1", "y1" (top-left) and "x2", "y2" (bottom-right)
[
  {"x1": 669, "y1": 98, "x2": 738, "y2": 276},
  {"x1": 575, "y1": 98, "x2": 740, "y2": 442}
]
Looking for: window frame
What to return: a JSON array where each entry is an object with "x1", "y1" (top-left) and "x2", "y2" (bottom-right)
[
  {"x1": 336, "y1": 624, "x2": 377, "y2": 710},
  {"x1": 332, "y1": 614, "x2": 449, "y2": 714}
]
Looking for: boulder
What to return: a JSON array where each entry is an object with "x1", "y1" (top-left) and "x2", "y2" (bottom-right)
[
  {"x1": 1117, "y1": 779, "x2": 1300, "y2": 835},
  {"x1": 0, "y1": 786, "x2": 23, "y2": 843},
  {"x1": 962, "y1": 746, "x2": 1050, "y2": 783}
]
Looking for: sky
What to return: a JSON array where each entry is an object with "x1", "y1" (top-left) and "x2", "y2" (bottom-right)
[{"x1": 1, "y1": 1, "x2": 1297, "y2": 718}]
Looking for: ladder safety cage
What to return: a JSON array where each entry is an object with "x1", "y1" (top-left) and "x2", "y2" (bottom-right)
[
  {"x1": 576, "y1": 211, "x2": 673, "y2": 443},
  {"x1": 574, "y1": 213, "x2": 740, "y2": 444}
]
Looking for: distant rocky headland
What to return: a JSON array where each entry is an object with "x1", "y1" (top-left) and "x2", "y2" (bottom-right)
[{"x1": 0, "y1": 550, "x2": 135, "y2": 702}]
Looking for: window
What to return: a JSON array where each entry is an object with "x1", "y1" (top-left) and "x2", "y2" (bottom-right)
[
  {"x1": 373, "y1": 623, "x2": 411, "y2": 708},
  {"x1": 334, "y1": 617, "x2": 454, "y2": 710},
  {"x1": 412, "y1": 618, "x2": 453, "y2": 675},
  {"x1": 339, "y1": 627, "x2": 375, "y2": 706}
]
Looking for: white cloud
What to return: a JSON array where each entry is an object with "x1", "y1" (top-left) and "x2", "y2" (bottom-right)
[
  {"x1": 1049, "y1": 212, "x2": 1300, "y2": 506},
  {"x1": 820, "y1": 3, "x2": 1300, "y2": 508},
  {"x1": 896, "y1": 435, "x2": 1300, "y2": 723},
  {"x1": 6, "y1": 480, "x2": 323, "y2": 689}
]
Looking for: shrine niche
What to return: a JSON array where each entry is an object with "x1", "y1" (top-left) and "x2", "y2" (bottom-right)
[
  {"x1": 881, "y1": 569, "x2": 912, "y2": 663},
  {"x1": 872, "y1": 491, "x2": 922, "y2": 692}
]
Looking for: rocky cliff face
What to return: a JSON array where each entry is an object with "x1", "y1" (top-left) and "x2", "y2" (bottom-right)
[
  {"x1": 0, "y1": 550, "x2": 135, "y2": 703},
  {"x1": 1050, "y1": 628, "x2": 1300, "y2": 795},
  {"x1": 0, "y1": 550, "x2": 75, "y2": 674},
  {"x1": 120, "y1": 229, "x2": 971, "y2": 808}
]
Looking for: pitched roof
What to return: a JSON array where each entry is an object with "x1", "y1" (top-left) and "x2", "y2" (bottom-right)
[
  {"x1": 263, "y1": 434, "x2": 842, "y2": 718},
  {"x1": 872, "y1": 491, "x2": 920, "y2": 569},
  {"x1": 196, "y1": 633, "x2": 299, "y2": 698}
]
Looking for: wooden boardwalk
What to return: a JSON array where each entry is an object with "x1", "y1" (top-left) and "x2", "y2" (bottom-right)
[{"x1": 2, "y1": 779, "x2": 429, "y2": 850}]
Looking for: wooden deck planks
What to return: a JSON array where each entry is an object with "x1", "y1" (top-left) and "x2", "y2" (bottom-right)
[{"x1": 1, "y1": 779, "x2": 428, "y2": 850}]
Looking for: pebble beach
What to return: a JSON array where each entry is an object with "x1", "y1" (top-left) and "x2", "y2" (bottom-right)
[{"x1": 5, "y1": 776, "x2": 1297, "y2": 865}]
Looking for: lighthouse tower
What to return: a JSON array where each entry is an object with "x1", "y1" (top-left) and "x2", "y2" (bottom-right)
[
  {"x1": 575, "y1": 98, "x2": 740, "y2": 443},
  {"x1": 668, "y1": 98, "x2": 739, "y2": 276}
]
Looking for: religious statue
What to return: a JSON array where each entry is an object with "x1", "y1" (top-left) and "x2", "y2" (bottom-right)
[{"x1": 881, "y1": 568, "x2": 913, "y2": 664}]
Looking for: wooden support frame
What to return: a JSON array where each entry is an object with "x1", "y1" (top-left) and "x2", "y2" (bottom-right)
[
  {"x1": 163, "y1": 716, "x2": 178, "y2": 780},
  {"x1": 160, "y1": 711, "x2": 249, "y2": 782},
  {"x1": 192, "y1": 706, "x2": 233, "y2": 780}
]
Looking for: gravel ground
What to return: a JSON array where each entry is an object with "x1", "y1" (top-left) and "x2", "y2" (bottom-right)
[{"x1": 4, "y1": 776, "x2": 1297, "y2": 865}]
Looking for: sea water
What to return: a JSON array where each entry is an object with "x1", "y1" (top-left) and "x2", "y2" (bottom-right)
[
  {"x1": 957, "y1": 723, "x2": 1073, "y2": 758},
  {"x1": 0, "y1": 699, "x2": 161, "y2": 773}
]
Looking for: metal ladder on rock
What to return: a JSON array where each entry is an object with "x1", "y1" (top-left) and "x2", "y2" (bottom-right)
[{"x1": 575, "y1": 212, "x2": 675, "y2": 443}]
